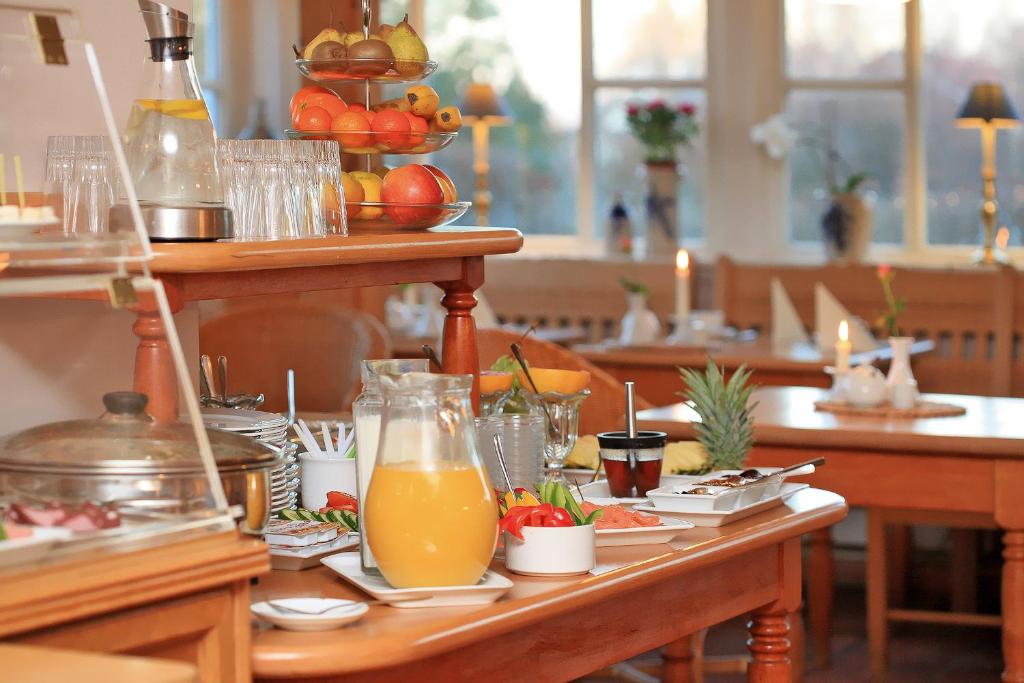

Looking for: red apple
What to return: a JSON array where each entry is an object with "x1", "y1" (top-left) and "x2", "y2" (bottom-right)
[{"x1": 381, "y1": 165, "x2": 444, "y2": 224}]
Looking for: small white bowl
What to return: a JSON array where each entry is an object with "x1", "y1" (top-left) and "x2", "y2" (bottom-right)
[
  {"x1": 251, "y1": 598, "x2": 368, "y2": 631},
  {"x1": 649, "y1": 484, "x2": 743, "y2": 512},
  {"x1": 299, "y1": 452, "x2": 357, "y2": 510},
  {"x1": 504, "y1": 524, "x2": 595, "y2": 576}
]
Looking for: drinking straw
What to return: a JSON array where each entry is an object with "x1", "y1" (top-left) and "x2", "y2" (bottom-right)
[
  {"x1": 0, "y1": 154, "x2": 6, "y2": 205},
  {"x1": 297, "y1": 419, "x2": 321, "y2": 457},
  {"x1": 13, "y1": 155, "x2": 24, "y2": 209},
  {"x1": 321, "y1": 422, "x2": 335, "y2": 458},
  {"x1": 292, "y1": 422, "x2": 320, "y2": 456}
]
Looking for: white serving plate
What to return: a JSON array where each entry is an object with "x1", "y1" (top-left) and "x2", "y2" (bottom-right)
[
  {"x1": 562, "y1": 468, "x2": 600, "y2": 485},
  {"x1": 574, "y1": 480, "x2": 649, "y2": 506},
  {"x1": 201, "y1": 408, "x2": 288, "y2": 432},
  {"x1": 321, "y1": 552, "x2": 513, "y2": 608},
  {"x1": 0, "y1": 526, "x2": 73, "y2": 569},
  {"x1": 596, "y1": 516, "x2": 694, "y2": 547},
  {"x1": 647, "y1": 468, "x2": 786, "y2": 513},
  {"x1": 269, "y1": 533, "x2": 358, "y2": 571},
  {"x1": 251, "y1": 598, "x2": 368, "y2": 631},
  {"x1": 634, "y1": 482, "x2": 809, "y2": 527}
]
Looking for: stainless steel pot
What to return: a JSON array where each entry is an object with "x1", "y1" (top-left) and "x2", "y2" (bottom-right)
[{"x1": 0, "y1": 391, "x2": 278, "y2": 532}]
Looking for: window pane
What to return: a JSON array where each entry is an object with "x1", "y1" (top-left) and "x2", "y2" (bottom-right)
[
  {"x1": 786, "y1": 0, "x2": 904, "y2": 80},
  {"x1": 787, "y1": 90, "x2": 904, "y2": 244},
  {"x1": 924, "y1": 0, "x2": 1024, "y2": 246},
  {"x1": 594, "y1": 89, "x2": 706, "y2": 246},
  {"x1": 592, "y1": 0, "x2": 706, "y2": 80},
  {"x1": 383, "y1": 0, "x2": 581, "y2": 235}
]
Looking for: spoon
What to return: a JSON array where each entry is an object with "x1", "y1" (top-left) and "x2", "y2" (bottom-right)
[
  {"x1": 625, "y1": 381, "x2": 639, "y2": 493},
  {"x1": 509, "y1": 343, "x2": 554, "y2": 429},
  {"x1": 422, "y1": 344, "x2": 443, "y2": 372},
  {"x1": 217, "y1": 355, "x2": 228, "y2": 400},
  {"x1": 267, "y1": 600, "x2": 382, "y2": 616},
  {"x1": 491, "y1": 434, "x2": 514, "y2": 492},
  {"x1": 201, "y1": 355, "x2": 221, "y2": 403},
  {"x1": 286, "y1": 369, "x2": 296, "y2": 426}
]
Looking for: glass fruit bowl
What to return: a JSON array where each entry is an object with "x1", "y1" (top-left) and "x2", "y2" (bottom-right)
[
  {"x1": 347, "y1": 201, "x2": 471, "y2": 231},
  {"x1": 285, "y1": 129, "x2": 457, "y2": 155},
  {"x1": 296, "y1": 58, "x2": 439, "y2": 84}
]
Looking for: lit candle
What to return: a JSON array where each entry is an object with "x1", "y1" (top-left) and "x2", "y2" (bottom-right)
[
  {"x1": 675, "y1": 249, "x2": 691, "y2": 323},
  {"x1": 835, "y1": 319, "x2": 851, "y2": 373}
]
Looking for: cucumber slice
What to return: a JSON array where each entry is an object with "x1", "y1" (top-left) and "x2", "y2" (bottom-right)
[
  {"x1": 297, "y1": 508, "x2": 318, "y2": 521},
  {"x1": 277, "y1": 509, "x2": 303, "y2": 521}
]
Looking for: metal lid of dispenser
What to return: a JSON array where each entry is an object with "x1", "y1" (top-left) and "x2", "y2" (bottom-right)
[{"x1": 139, "y1": 0, "x2": 193, "y2": 40}]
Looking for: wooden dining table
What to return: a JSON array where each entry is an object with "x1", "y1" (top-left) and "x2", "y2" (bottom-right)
[
  {"x1": 639, "y1": 386, "x2": 1024, "y2": 682},
  {"x1": 251, "y1": 488, "x2": 846, "y2": 683},
  {"x1": 576, "y1": 338, "x2": 934, "y2": 405}
]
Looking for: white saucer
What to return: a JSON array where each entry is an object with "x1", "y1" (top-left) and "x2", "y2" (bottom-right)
[{"x1": 251, "y1": 598, "x2": 368, "y2": 631}]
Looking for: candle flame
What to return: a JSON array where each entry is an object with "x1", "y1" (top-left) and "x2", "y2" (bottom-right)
[
  {"x1": 676, "y1": 249, "x2": 689, "y2": 271},
  {"x1": 839, "y1": 319, "x2": 849, "y2": 342},
  {"x1": 996, "y1": 226, "x2": 1010, "y2": 250}
]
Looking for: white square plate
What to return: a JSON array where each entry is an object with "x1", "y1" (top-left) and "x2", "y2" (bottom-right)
[
  {"x1": 632, "y1": 482, "x2": 809, "y2": 527},
  {"x1": 321, "y1": 552, "x2": 513, "y2": 608}
]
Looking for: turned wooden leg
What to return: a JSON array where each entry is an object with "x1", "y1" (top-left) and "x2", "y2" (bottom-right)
[
  {"x1": 867, "y1": 510, "x2": 888, "y2": 676},
  {"x1": 748, "y1": 604, "x2": 791, "y2": 683},
  {"x1": 1003, "y1": 530, "x2": 1024, "y2": 683},
  {"x1": 807, "y1": 527, "x2": 833, "y2": 669},
  {"x1": 436, "y1": 257, "x2": 484, "y2": 413},
  {"x1": 661, "y1": 629, "x2": 706, "y2": 683},
  {"x1": 131, "y1": 297, "x2": 180, "y2": 424}
]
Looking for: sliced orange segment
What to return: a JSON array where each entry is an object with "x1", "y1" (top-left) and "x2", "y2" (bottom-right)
[
  {"x1": 516, "y1": 367, "x2": 591, "y2": 395},
  {"x1": 479, "y1": 370, "x2": 514, "y2": 394}
]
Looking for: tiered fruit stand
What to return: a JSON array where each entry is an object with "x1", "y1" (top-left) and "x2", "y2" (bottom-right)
[{"x1": 285, "y1": 1, "x2": 471, "y2": 231}]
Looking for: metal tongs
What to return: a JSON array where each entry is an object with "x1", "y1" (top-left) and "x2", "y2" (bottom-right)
[{"x1": 735, "y1": 456, "x2": 825, "y2": 489}]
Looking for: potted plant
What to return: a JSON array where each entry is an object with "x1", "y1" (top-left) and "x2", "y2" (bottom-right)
[
  {"x1": 626, "y1": 100, "x2": 700, "y2": 260},
  {"x1": 618, "y1": 277, "x2": 661, "y2": 346},
  {"x1": 821, "y1": 167, "x2": 872, "y2": 265}
]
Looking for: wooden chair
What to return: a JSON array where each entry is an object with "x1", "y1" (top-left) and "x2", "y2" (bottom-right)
[
  {"x1": 482, "y1": 258, "x2": 709, "y2": 343},
  {"x1": 476, "y1": 328, "x2": 653, "y2": 436},
  {"x1": 199, "y1": 303, "x2": 391, "y2": 414}
]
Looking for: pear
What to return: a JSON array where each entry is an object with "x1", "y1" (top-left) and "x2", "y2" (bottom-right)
[
  {"x1": 302, "y1": 28, "x2": 344, "y2": 60},
  {"x1": 378, "y1": 23, "x2": 396, "y2": 41},
  {"x1": 386, "y1": 14, "x2": 429, "y2": 76}
]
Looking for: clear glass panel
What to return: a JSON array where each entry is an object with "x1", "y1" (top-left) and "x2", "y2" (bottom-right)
[
  {"x1": 382, "y1": 0, "x2": 581, "y2": 235},
  {"x1": 786, "y1": 0, "x2": 905, "y2": 80},
  {"x1": 923, "y1": 0, "x2": 1024, "y2": 245},
  {"x1": 787, "y1": 90, "x2": 904, "y2": 244},
  {"x1": 594, "y1": 88, "x2": 706, "y2": 244},
  {"x1": 593, "y1": 0, "x2": 706, "y2": 80}
]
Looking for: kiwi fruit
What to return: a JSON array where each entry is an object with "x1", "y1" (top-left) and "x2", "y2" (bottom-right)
[
  {"x1": 311, "y1": 40, "x2": 346, "y2": 61},
  {"x1": 347, "y1": 39, "x2": 395, "y2": 76}
]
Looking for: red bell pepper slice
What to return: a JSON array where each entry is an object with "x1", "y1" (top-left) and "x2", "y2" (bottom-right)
[{"x1": 544, "y1": 507, "x2": 574, "y2": 527}]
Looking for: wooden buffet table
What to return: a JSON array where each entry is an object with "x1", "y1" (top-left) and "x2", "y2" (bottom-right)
[
  {"x1": 577, "y1": 338, "x2": 934, "y2": 405},
  {"x1": 127, "y1": 227, "x2": 522, "y2": 422},
  {"x1": 251, "y1": 488, "x2": 846, "y2": 682},
  {"x1": 0, "y1": 643, "x2": 199, "y2": 683},
  {"x1": 639, "y1": 386, "x2": 1024, "y2": 682},
  {"x1": 0, "y1": 530, "x2": 267, "y2": 682}
]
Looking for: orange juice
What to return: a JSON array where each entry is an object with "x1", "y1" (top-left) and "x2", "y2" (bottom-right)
[{"x1": 365, "y1": 460, "x2": 497, "y2": 588}]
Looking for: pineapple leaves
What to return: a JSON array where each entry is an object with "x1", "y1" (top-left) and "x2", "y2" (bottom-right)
[{"x1": 677, "y1": 358, "x2": 756, "y2": 471}]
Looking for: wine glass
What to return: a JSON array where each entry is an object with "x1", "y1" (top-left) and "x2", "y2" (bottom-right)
[{"x1": 523, "y1": 388, "x2": 590, "y2": 485}]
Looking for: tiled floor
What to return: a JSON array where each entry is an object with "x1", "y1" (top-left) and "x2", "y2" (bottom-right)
[{"x1": 582, "y1": 587, "x2": 1003, "y2": 682}]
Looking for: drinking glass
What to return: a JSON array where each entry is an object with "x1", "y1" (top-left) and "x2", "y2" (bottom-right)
[
  {"x1": 523, "y1": 389, "x2": 591, "y2": 485},
  {"x1": 44, "y1": 136, "x2": 75, "y2": 230},
  {"x1": 493, "y1": 414, "x2": 545, "y2": 490},
  {"x1": 67, "y1": 136, "x2": 116, "y2": 235}
]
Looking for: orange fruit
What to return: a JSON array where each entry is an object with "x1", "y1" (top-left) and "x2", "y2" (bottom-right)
[
  {"x1": 516, "y1": 368, "x2": 591, "y2": 395},
  {"x1": 370, "y1": 109, "x2": 411, "y2": 150},
  {"x1": 290, "y1": 85, "x2": 333, "y2": 117},
  {"x1": 303, "y1": 92, "x2": 347, "y2": 119},
  {"x1": 480, "y1": 371, "x2": 514, "y2": 394},
  {"x1": 339, "y1": 172, "x2": 364, "y2": 218},
  {"x1": 406, "y1": 111, "x2": 429, "y2": 147},
  {"x1": 331, "y1": 110, "x2": 372, "y2": 148},
  {"x1": 297, "y1": 106, "x2": 332, "y2": 132}
]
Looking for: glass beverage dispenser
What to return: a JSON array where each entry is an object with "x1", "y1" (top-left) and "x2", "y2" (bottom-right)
[{"x1": 119, "y1": 0, "x2": 232, "y2": 240}]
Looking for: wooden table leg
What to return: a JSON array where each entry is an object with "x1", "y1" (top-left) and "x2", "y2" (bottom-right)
[
  {"x1": 807, "y1": 527, "x2": 833, "y2": 669},
  {"x1": 661, "y1": 629, "x2": 706, "y2": 683},
  {"x1": 437, "y1": 257, "x2": 483, "y2": 413},
  {"x1": 748, "y1": 604, "x2": 790, "y2": 683},
  {"x1": 1003, "y1": 530, "x2": 1024, "y2": 683},
  {"x1": 130, "y1": 292, "x2": 182, "y2": 424},
  {"x1": 867, "y1": 509, "x2": 888, "y2": 677}
]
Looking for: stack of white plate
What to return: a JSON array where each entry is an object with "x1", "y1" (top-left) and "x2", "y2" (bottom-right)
[{"x1": 201, "y1": 408, "x2": 299, "y2": 512}]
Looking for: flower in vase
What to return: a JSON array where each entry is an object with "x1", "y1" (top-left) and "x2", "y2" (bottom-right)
[{"x1": 750, "y1": 113, "x2": 798, "y2": 160}]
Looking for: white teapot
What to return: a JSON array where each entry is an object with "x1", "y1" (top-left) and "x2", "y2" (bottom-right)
[{"x1": 846, "y1": 363, "x2": 888, "y2": 408}]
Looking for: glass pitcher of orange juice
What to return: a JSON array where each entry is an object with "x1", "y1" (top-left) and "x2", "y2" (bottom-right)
[{"x1": 364, "y1": 372, "x2": 498, "y2": 588}]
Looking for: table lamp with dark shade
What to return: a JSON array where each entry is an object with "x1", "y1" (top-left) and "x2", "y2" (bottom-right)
[
  {"x1": 459, "y1": 83, "x2": 512, "y2": 225},
  {"x1": 956, "y1": 82, "x2": 1019, "y2": 265}
]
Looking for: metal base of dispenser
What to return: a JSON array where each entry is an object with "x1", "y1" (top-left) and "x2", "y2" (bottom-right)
[{"x1": 111, "y1": 203, "x2": 233, "y2": 242}]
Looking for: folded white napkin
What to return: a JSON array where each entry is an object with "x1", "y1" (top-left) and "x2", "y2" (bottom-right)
[
  {"x1": 770, "y1": 278, "x2": 810, "y2": 348},
  {"x1": 815, "y1": 282, "x2": 877, "y2": 352}
]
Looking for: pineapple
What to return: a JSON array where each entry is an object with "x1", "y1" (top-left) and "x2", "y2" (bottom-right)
[{"x1": 677, "y1": 358, "x2": 756, "y2": 471}]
